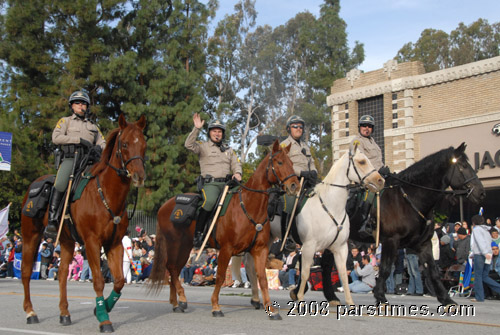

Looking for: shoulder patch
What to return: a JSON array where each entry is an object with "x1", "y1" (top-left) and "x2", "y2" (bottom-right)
[
  {"x1": 55, "y1": 118, "x2": 66, "y2": 129},
  {"x1": 196, "y1": 141, "x2": 203, "y2": 144},
  {"x1": 280, "y1": 142, "x2": 287, "y2": 148},
  {"x1": 352, "y1": 140, "x2": 360, "y2": 146}
]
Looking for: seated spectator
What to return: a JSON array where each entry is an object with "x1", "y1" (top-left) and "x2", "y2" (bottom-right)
[
  {"x1": 47, "y1": 251, "x2": 60, "y2": 280},
  {"x1": 68, "y1": 249, "x2": 83, "y2": 281},
  {"x1": 485, "y1": 242, "x2": 500, "y2": 299},
  {"x1": 180, "y1": 248, "x2": 197, "y2": 285},
  {"x1": 279, "y1": 246, "x2": 299, "y2": 290},
  {"x1": 348, "y1": 255, "x2": 377, "y2": 293}
]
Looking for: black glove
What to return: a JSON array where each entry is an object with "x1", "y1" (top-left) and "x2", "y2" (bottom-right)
[
  {"x1": 378, "y1": 166, "x2": 390, "y2": 178},
  {"x1": 300, "y1": 171, "x2": 311, "y2": 179},
  {"x1": 90, "y1": 145, "x2": 103, "y2": 161},
  {"x1": 80, "y1": 138, "x2": 92, "y2": 149}
]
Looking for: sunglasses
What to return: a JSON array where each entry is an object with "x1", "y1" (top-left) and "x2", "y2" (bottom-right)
[
  {"x1": 360, "y1": 124, "x2": 373, "y2": 128},
  {"x1": 291, "y1": 125, "x2": 303, "y2": 129},
  {"x1": 72, "y1": 101, "x2": 88, "y2": 105}
]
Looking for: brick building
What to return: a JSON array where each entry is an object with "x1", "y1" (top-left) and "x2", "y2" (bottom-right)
[{"x1": 327, "y1": 56, "x2": 500, "y2": 221}]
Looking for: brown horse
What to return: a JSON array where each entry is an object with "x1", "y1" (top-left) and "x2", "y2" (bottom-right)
[
  {"x1": 149, "y1": 140, "x2": 299, "y2": 319},
  {"x1": 20, "y1": 114, "x2": 146, "y2": 333}
]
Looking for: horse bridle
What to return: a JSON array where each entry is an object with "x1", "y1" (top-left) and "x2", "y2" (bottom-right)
[
  {"x1": 322, "y1": 149, "x2": 376, "y2": 190},
  {"x1": 446, "y1": 157, "x2": 478, "y2": 198},
  {"x1": 266, "y1": 149, "x2": 297, "y2": 191},
  {"x1": 107, "y1": 130, "x2": 146, "y2": 178}
]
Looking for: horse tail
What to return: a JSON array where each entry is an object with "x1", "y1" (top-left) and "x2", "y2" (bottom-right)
[{"x1": 147, "y1": 206, "x2": 171, "y2": 295}]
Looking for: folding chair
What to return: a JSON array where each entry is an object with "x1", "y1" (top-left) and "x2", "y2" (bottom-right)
[{"x1": 448, "y1": 260, "x2": 474, "y2": 297}]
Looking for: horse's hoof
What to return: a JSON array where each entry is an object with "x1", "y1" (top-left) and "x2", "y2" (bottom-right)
[
  {"x1": 173, "y1": 306, "x2": 185, "y2": 313},
  {"x1": 179, "y1": 301, "x2": 188, "y2": 310},
  {"x1": 99, "y1": 323, "x2": 114, "y2": 333},
  {"x1": 59, "y1": 315, "x2": 72, "y2": 326},
  {"x1": 289, "y1": 290, "x2": 298, "y2": 301},
  {"x1": 329, "y1": 300, "x2": 341, "y2": 307},
  {"x1": 26, "y1": 315, "x2": 39, "y2": 324},
  {"x1": 376, "y1": 301, "x2": 389, "y2": 307},
  {"x1": 250, "y1": 299, "x2": 261, "y2": 309},
  {"x1": 269, "y1": 313, "x2": 282, "y2": 321},
  {"x1": 212, "y1": 310, "x2": 224, "y2": 317},
  {"x1": 443, "y1": 304, "x2": 457, "y2": 315}
]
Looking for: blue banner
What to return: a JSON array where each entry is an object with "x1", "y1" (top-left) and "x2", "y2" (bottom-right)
[
  {"x1": 13, "y1": 252, "x2": 41, "y2": 280},
  {"x1": 0, "y1": 132, "x2": 12, "y2": 171}
]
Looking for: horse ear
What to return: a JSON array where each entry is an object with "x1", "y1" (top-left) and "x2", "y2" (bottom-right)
[
  {"x1": 455, "y1": 142, "x2": 467, "y2": 156},
  {"x1": 136, "y1": 115, "x2": 146, "y2": 130},
  {"x1": 118, "y1": 114, "x2": 128, "y2": 130},
  {"x1": 272, "y1": 139, "x2": 280, "y2": 153}
]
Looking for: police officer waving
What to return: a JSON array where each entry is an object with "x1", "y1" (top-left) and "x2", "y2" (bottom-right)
[
  {"x1": 44, "y1": 91, "x2": 106, "y2": 239},
  {"x1": 185, "y1": 113, "x2": 242, "y2": 248}
]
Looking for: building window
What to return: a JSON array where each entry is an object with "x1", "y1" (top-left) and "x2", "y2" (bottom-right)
[
  {"x1": 346, "y1": 131, "x2": 349, "y2": 137},
  {"x1": 392, "y1": 93, "x2": 397, "y2": 100},
  {"x1": 392, "y1": 103, "x2": 398, "y2": 110},
  {"x1": 345, "y1": 103, "x2": 349, "y2": 110},
  {"x1": 393, "y1": 122, "x2": 398, "y2": 129},
  {"x1": 346, "y1": 122, "x2": 349, "y2": 128},
  {"x1": 393, "y1": 112, "x2": 398, "y2": 119},
  {"x1": 358, "y1": 95, "x2": 385, "y2": 162},
  {"x1": 345, "y1": 112, "x2": 349, "y2": 119}
]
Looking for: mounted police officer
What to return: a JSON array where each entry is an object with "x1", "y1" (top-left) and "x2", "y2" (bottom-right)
[
  {"x1": 44, "y1": 91, "x2": 106, "y2": 239},
  {"x1": 348, "y1": 114, "x2": 388, "y2": 238},
  {"x1": 350, "y1": 115, "x2": 383, "y2": 170},
  {"x1": 185, "y1": 113, "x2": 242, "y2": 248},
  {"x1": 279, "y1": 115, "x2": 317, "y2": 238}
]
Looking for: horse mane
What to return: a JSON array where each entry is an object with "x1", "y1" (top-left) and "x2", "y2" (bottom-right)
[
  {"x1": 395, "y1": 146, "x2": 458, "y2": 185},
  {"x1": 90, "y1": 128, "x2": 120, "y2": 175}
]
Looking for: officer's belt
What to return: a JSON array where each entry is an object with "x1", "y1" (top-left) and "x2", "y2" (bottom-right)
[{"x1": 203, "y1": 177, "x2": 227, "y2": 183}]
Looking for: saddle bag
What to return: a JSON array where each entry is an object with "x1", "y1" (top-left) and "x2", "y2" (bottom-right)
[
  {"x1": 22, "y1": 176, "x2": 55, "y2": 218},
  {"x1": 170, "y1": 194, "x2": 202, "y2": 225}
]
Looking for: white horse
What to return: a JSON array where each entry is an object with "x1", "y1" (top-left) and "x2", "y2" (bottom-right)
[{"x1": 242, "y1": 146, "x2": 385, "y2": 307}]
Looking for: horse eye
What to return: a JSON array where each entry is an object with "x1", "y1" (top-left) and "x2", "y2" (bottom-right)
[
  {"x1": 122, "y1": 142, "x2": 128, "y2": 149},
  {"x1": 277, "y1": 161, "x2": 283, "y2": 166},
  {"x1": 358, "y1": 159, "x2": 366, "y2": 165}
]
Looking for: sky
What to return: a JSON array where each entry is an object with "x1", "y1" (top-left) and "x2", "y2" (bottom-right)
[{"x1": 212, "y1": 0, "x2": 500, "y2": 72}]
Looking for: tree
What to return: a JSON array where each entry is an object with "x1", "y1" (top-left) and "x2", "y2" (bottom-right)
[{"x1": 396, "y1": 19, "x2": 500, "y2": 72}]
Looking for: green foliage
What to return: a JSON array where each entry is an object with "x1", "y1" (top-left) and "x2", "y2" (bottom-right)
[
  {"x1": 0, "y1": 0, "x2": 364, "y2": 224},
  {"x1": 396, "y1": 19, "x2": 500, "y2": 72}
]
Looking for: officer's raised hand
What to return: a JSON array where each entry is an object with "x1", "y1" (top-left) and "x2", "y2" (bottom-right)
[{"x1": 193, "y1": 113, "x2": 205, "y2": 129}]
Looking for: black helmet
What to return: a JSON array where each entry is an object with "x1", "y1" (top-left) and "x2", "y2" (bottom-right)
[
  {"x1": 208, "y1": 120, "x2": 226, "y2": 132},
  {"x1": 286, "y1": 115, "x2": 305, "y2": 134},
  {"x1": 358, "y1": 115, "x2": 375, "y2": 127},
  {"x1": 208, "y1": 120, "x2": 225, "y2": 140},
  {"x1": 68, "y1": 90, "x2": 90, "y2": 106}
]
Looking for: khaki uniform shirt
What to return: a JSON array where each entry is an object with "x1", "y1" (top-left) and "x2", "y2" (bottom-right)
[
  {"x1": 52, "y1": 114, "x2": 106, "y2": 150},
  {"x1": 185, "y1": 127, "x2": 242, "y2": 179},
  {"x1": 280, "y1": 135, "x2": 317, "y2": 175},
  {"x1": 350, "y1": 134, "x2": 383, "y2": 170}
]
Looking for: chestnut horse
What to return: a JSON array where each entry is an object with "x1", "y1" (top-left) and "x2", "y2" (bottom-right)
[
  {"x1": 20, "y1": 114, "x2": 146, "y2": 333},
  {"x1": 149, "y1": 140, "x2": 299, "y2": 319}
]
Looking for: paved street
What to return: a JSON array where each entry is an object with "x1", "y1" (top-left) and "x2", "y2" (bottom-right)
[{"x1": 1, "y1": 278, "x2": 500, "y2": 334}]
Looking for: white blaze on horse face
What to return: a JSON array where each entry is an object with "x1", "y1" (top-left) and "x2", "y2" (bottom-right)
[{"x1": 134, "y1": 137, "x2": 139, "y2": 144}]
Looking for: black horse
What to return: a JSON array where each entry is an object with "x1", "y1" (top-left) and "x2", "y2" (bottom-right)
[{"x1": 302, "y1": 143, "x2": 485, "y2": 307}]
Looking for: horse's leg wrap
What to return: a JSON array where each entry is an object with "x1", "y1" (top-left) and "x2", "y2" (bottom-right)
[
  {"x1": 95, "y1": 296, "x2": 110, "y2": 323},
  {"x1": 104, "y1": 290, "x2": 122, "y2": 313}
]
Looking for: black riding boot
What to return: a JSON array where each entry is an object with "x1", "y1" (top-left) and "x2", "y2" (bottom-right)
[
  {"x1": 357, "y1": 202, "x2": 374, "y2": 239},
  {"x1": 44, "y1": 189, "x2": 65, "y2": 240},
  {"x1": 193, "y1": 209, "x2": 211, "y2": 248}
]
